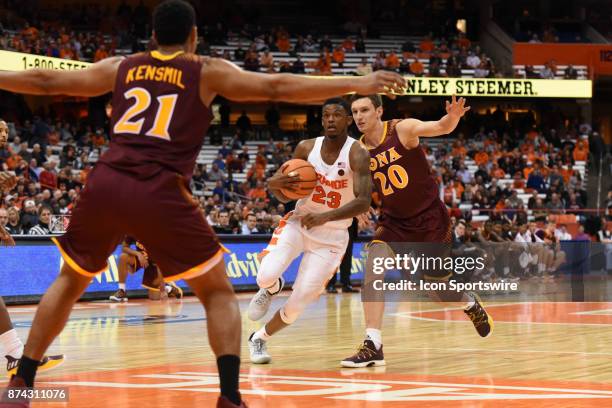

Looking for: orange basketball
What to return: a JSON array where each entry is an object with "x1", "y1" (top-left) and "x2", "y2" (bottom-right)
[{"x1": 280, "y1": 159, "x2": 318, "y2": 200}]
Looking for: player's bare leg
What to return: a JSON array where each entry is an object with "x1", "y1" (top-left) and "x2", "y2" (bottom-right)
[
  {"x1": 185, "y1": 259, "x2": 243, "y2": 406},
  {"x1": 110, "y1": 253, "x2": 132, "y2": 302},
  {"x1": 0, "y1": 297, "x2": 24, "y2": 373},
  {"x1": 341, "y1": 242, "x2": 388, "y2": 367},
  {"x1": 12, "y1": 264, "x2": 91, "y2": 388}
]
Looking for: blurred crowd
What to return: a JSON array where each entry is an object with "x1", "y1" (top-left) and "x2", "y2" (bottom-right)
[{"x1": 1, "y1": 104, "x2": 608, "y2": 241}]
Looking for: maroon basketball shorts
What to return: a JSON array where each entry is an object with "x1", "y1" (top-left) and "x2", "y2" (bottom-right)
[
  {"x1": 372, "y1": 199, "x2": 452, "y2": 280},
  {"x1": 53, "y1": 164, "x2": 225, "y2": 281}
]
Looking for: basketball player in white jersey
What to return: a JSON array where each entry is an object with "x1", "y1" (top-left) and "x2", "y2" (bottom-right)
[{"x1": 247, "y1": 98, "x2": 372, "y2": 364}]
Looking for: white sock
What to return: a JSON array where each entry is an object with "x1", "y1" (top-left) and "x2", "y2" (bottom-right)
[
  {"x1": 538, "y1": 263, "x2": 545, "y2": 273},
  {"x1": 118, "y1": 283, "x2": 126, "y2": 290},
  {"x1": 252, "y1": 326, "x2": 271, "y2": 342},
  {"x1": 365, "y1": 328, "x2": 382, "y2": 350},
  {"x1": 464, "y1": 293, "x2": 476, "y2": 310},
  {"x1": 165, "y1": 285, "x2": 172, "y2": 293},
  {"x1": 0, "y1": 329, "x2": 24, "y2": 359},
  {"x1": 266, "y1": 279, "x2": 280, "y2": 295}
]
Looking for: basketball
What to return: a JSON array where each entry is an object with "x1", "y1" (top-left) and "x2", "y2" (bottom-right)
[{"x1": 280, "y1": 159, "x2": 318, "y2": 200}]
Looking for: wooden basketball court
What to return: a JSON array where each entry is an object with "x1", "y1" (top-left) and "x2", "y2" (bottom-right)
[{"x1": 5, "y1": 293, "x2": 612, "y2": 407}]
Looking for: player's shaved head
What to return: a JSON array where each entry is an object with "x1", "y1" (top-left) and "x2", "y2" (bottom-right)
[
  {"x1": 322, "y1": 98, "x2": 352, "y2": 139},
  {"x1": 323, "y1": 98, "x2": 350, "y2": 115},
  {"x1": 153, "y1": 0, "x2": 196, "y2": 46}
]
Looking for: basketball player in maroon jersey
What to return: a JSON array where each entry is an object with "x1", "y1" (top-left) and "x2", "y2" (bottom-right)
[
  {"x1": 0, "y1": 120, "x2": 65, "y2": 378},
  {"x1": 341, "y1": 94, "x2": 493, "y2": 368},
  {"x1": 109, "y1": 236, "x2": 183, "y2": 302},
  {"x1": 0, "y1": 1, "x2": 405, "y2": 405}
]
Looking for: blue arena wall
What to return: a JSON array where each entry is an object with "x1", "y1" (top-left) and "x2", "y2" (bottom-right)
[{"x1": 0, "y1": 237, "x2": 367, "y2": 303}]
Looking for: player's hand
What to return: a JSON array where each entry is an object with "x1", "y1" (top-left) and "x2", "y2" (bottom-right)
[
  {"x1": 301, "y1": 213, "x2": 330, "y2": 230},
  {"x1": 0, "y1": 229, "x2": 14, "y2": 247},
  {"x1": 445, "y1": 95, "x2": 470, "y2": 118},
  {"x1": 137, "y1": 252, "x2": 149, "y2": 268},
  {"x1": 357, "y1": 207, "x2": 375, "y2": 231},
  {"x1": 359, "y1": 71, "x2": 406, "y2": 99},
  {"x1": 267, "y1": 168, "x2": 301, "y2": 191},
  {"x1": 0, "y1": 172, "x2": 17, "y2": 190}
]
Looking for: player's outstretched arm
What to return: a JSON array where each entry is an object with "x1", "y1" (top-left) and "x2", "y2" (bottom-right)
[
  {"x1": 396, "y1": 95, "x2": 470, "y2": 143},
  {"x1": 200, "y1": 58, "x2": 406, "y2": 105},
  {"x1": 0, "y1": 57, "x2": 123, "y2": 96},
  {"x1": 267, "y1": 140, "x2": 312, "y2": 203},
  {"x1": 301, "y1": 143, "x2": 372, "y2": 229}
]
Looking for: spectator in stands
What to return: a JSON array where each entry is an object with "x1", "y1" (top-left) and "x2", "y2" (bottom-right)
[
  {"x1": 237, "y1": 145, "x2": 250, "y2": 166},
  {"x1": 332, "y1": 45, "x2": 345, "y2": 68},
  {"x1": 314, "y1": 52, "x2": 332, "y2": 75},
  {"x1": 208, "y1": 163, "x2": 224, "y2": 182},
  {"x1": 28, "y1": 205, "x2": 52, "y2": 235},
  {"x1": 474, "y1": 61, "x2": 489, "y2": 78},
  {"x1": 566, "y1": 193, "x2": 583, "y2": 213},
  {"x1": 524, "y1": 65, "x2": 539, "y2": 78},
  {"x1": 5, "y1": 207, "x2": 22, "y2": 235},
  {"x1": 466, "y1": 51, "x2": 480, "y2": 69},
  {"x1": 234, "y1": 42, "x2": 246, "y2": 61},
  {"x1": 226, "y1": 151, "x2": 243, "y2": 173},
  {"x1": 276, "y1": 33, "x2": 291, "y2": 52},
  {"x1": 241, "y1": 213, "x2": 259, "y2": 234},
  {"x1": 574, "y1": 224, "x2": 591, "y2": 241},
  {"x1": 59, "y1": 146, "x2": 77, "y2": 168},
  {"x1": 564, "y1": 65, "x2": 578, "y2": 79},
  {"x1": 556, "y1": 224, "x2": 573, "y2": 241},
  {"x1": 236, "y1": 111, "x2": 252, "y2": 134},
  {"x1": 38, "y1": 161, "x2": 58, "y2": 190},
  {"x1": 540, "y1": 63, "x2": 555, "y2": 79},
  {"x1": 212, "y1": 180, "x2": 230, "y2": 203},
  {"x1": 356, "y1": 58, "x2": 372, "y2": 75},
  {"x1": 265, "y1": 105, "x2": 281, "y2": 129},
  {"x1": 573, "y1": 140, "x2": 588, "y2": 161},
  {"x1": 291, "y1": 55, "x2": 305, "y2": 73},
  {"x1": 529, "y1": 33, "x2": 542, "y2": 43},
  {"x1": 546, "y1": 193, "x2": 565, "y2": 214},
  {"x1": 212, "y1": 153, "x2": 226, "y2": 171},
  {"x1": 372, "y1": 51, "x2": 385, "y2": 71},
  {"x1": 429, "y1": 59, "x2": 442, "y2": 77},
  {"x1": 400, "y1": 38, "x2": 415, "y2": 55},
  {"x1": 409, "y1": 58, "x2": 424, "y2": 76},
  {"x1": 255, "y1": 214, "x2": 273, "y2": 234},
  {"x1": 293, "y1": 36, "x2": 305, "y2": 53},
  {"x1": 260, "y1": 50, "x2": 275, "y2": 72},
  {"x1": 248, "y1": 180, "x2": 267, "y2": 200},
  {"x1": 341, "y1": 37, "x2": 354, "y2": 52},
  {"x1": 385, "y1": 51, "x2": 400, "y2": 71},
  {"x1": 446, "y1": 52, "x2": 462, "y2": 77},
  {"x1": 94, "y1": 44, "x2": 109, "y2": 62},
  {"x1": 527, "y1": 168, "x2": 546, "y2": 192},
  {"x1": 212, "y1": 210, "x2": 234, "y2": 234},
  {"x1": 548, "y1": 165, "x2": 564, "y2": 188},
  {"x1": 397, "y1": 56, "x2": 410, "y2": 74},
  {"x1": 355, "y1": 37, "x2": 366, "y2": 53},
  {"x1": 243, "y1": 51, "x2": 260, "y2": 71}
]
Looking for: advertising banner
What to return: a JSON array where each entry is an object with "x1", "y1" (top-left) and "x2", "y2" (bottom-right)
[{"x1": 0, "y1": 240, "x2": 367, "y2": 298}]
